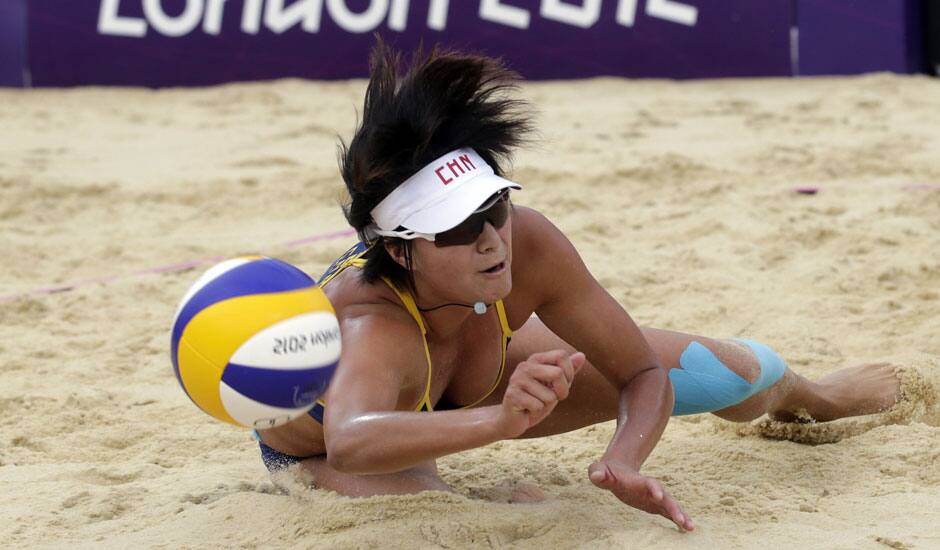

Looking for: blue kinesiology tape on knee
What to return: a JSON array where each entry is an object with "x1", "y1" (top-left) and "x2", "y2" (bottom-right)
[
  {"x1": 669, "y1": 342, "x2": 753, "y2": 416},
  {"x1": 733, "y1": 339, "x2": 787, "y2": 394},
  {"x1": 668, "y1": 340, "x2": 788, "y2": 416}
]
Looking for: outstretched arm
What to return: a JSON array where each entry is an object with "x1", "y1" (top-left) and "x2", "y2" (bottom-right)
[{"x1": 518, "y1": 207, "x2": 693, "y2": 531}]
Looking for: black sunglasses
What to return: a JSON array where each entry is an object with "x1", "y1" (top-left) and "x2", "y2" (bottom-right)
[{"x1": 433, "y1": 191, "x2": 511, "y2": 247}]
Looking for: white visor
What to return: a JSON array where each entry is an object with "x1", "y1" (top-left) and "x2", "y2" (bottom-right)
[{"x1": 368, "y1": 148, "x2": 521, "y2": 239}]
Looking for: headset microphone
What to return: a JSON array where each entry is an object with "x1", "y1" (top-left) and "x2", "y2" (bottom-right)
[{"x1": 418, "y1": 301, "x2": 489, "y2": 314}]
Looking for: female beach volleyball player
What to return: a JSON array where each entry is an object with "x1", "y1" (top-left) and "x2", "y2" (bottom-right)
[{"x1": 255, "y1": 43, "x2": 901, "y2": 531}]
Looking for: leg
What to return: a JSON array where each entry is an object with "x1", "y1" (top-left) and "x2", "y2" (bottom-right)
[
  {"x1": 503, "y1": 321, "x2": 778, "y2": 435},
  {"x1": 500, "y1": 317, "x2": 901, "y2": 436},
  {"x1": 723, "y1": 361, "x2": 901, "y2": 423},
  {"x1": 634, "y1": 328, "x2": 901, "y2": 422}
]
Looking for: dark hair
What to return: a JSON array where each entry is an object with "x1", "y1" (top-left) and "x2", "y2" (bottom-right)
[{"x1": 338, "y1": 39, "x2": 533, "y2": 290}]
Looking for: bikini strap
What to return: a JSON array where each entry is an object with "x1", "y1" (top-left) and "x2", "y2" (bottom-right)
[
  {"x1": 318, "y1": 241, "x2": 372, "y2": 288},
  {"x1": 494, "y1": 299, "x2": 513, "y2": 338},
  {"x1": 379, "y1": 277, "x2": 427, "y2": 335},
  {"x1": 379, "y1": 276, "x2": 434, "y2": 411},
  {"x1": 315, "y1": 242, "x2": 433, "y2": 413},
  {"x1": 457, "y1": 299, "x2": 513, "y2": 410}
]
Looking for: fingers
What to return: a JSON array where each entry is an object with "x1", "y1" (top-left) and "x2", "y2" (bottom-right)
[
  {"x1": 525, "y1": 348, "x2": 571, "y2": 364},
  {"x1": 590, "y1": 466, "x2": 695, "y2": 532},
  {"x1": 646, "y1": 477, "x2": 664, "y2": 502},
  {"x1": 502, "y1": 350, "x2": 586, "y2": 424},
  {"x1": 569, "y1": 352, "x2": 587, "y2": 373},
  {"x1": 662, "y1": 496, "x2": 694, "y2": 531},
  {"x1": 503, "y1": 386, "x2": 545, "y2": 415},
  {"x1": 645, "y1": 478, "x2": 694, "y2": 531},
  {"x1": 516, "y1": 376, "x2": 560, "y2": 405},
  {"x1": 523, "y1": 350, "x2": 574, "y2": 388},
  {"x1": 516, "y1": 353, "x2": 585, "y2": 398},
  {"x1": 587, "y1": 462, "x2": 614, "y2": 489},
  {"x1": 526, "y1": 350, "x2": 587, "y2": 381},
  {"x1": 514, "y1": 362, "x2": 569, "y2": 400}
]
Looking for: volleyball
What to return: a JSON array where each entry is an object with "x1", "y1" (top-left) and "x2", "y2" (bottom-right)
[{"x1": 170, "y1": 257, "x2": 341, "y2": 429}]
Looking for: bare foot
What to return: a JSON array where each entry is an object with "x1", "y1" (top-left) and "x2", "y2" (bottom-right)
[{"x1": 771, "y1": 363, "x2": 901, "y2": 423}]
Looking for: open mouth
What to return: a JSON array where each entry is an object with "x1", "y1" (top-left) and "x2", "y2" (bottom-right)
[{"x1": 482, "y1": 261, "x2": 505, "y2": 274}]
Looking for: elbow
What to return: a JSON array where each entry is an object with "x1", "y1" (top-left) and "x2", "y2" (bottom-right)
[
  {"x1": 323, "y1": 412, "x2": 395, "y2": 474},
  {"x1": 325, "y1": 434, "x2": 359, "y2": 473},
  {"x1": 646, "y1": 360, "x2": 673, "y2": 389},
  {"x1": 322, "y1": 412, "x2": 365, "y2": 473},
  {"x1": 649, "y1": 362, "x2": 675, "y2": 412},
  {"x1": 623, "y1": 362, "x2": 674, "y2": 410},
  {"x1": 324, "y1": 430, "x2": 380, "y2": 474},
  {"x1": 324, "y1": 445, "x2": 349, "y2": 472},
  {"x1": 624, "y1": 360, "x2": 669, "y2": 385},
  {"x1": 660, "y1": 366, "x2": 675, "y2": 407}
]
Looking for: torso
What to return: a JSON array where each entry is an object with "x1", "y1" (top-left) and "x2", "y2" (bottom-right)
[{"x1": 260, "y1": 207, "x2": 545, "y2": 457}]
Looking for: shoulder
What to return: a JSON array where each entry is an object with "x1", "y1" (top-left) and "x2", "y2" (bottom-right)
[
  {"x1": 317, "y1": 302, "x2": 429, "y2": 419},
  {"x1": 333, "y1": 301, "x2": 430, "y2": 390},
  {"x1": 510, "y1": 204, "x2": 595, "y2": 307},
  {"x1": 322, "y1": 263, "x2": 405, "y2": 317},
  {"x1": 337, "y1": 302, "x2": 421, "y2": 354},
  {"x1": 512, "y1": 204, "x2": 577, "y2": 254},
  {"x1": 511, "y1": 204, "x2": 583, "y2": 277},
  {"x1": 322, "y1": 268, "x2": 428, "y2": 383}
]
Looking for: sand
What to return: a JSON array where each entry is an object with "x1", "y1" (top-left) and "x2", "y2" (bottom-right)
[{"x1": 1, "y1": 73, "x2": 939, "y2": 549}]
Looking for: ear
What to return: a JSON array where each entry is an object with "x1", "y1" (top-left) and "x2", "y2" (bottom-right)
[{"x1": 384, "y1": 239, "x2": 408, "y2": 269}]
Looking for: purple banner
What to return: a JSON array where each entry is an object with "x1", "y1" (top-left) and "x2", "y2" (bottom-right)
[
  {"x1": 0, "y1": 0, "x2": 28, "y2": 87},
  {"x1": 797, "y1": 0, "x2": 923, "y2": 75},
  {"x1": 23, "y1": 0, "x2": 793, "y2": 87},
  {"x1": 3, "y1": 1, "x2": 928, "y2": 88}
]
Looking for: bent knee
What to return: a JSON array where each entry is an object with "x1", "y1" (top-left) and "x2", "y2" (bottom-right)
[
  {"x1": 669, "y1": 339, "x2": 788, "y2": 417},
  {"x1": 713, "y1": 368, "x2": 796, "y2": 422}
]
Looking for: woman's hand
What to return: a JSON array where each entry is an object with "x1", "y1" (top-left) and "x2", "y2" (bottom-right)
[
  {"x1": 588, "y1": 460, "x2": 694, "y2": 531},
  {"x1": 495, "y1": 350, "x2": 586, "y2": 438}
]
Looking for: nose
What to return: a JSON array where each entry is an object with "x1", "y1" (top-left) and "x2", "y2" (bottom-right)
[{"x1": 476, "y1": 221, "x2": 501, "y2": 253}]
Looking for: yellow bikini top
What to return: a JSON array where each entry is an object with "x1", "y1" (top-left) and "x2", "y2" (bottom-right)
[{"x1": 318, "y1": 242, "x2": 513, "y2": 411}]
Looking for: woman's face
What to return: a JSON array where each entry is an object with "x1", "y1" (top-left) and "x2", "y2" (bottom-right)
[{"x1": 408, "y1": 211, "x2": 513, "y2": 306}]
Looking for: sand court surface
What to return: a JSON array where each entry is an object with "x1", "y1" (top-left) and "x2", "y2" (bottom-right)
[{"x1": 1, "y1": 74, "x2": 939, "y2": 548}]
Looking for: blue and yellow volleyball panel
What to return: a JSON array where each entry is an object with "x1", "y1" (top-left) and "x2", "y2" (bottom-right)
[{"x1": 170, "y1": 257, "x2": 340, "y2": 428}]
